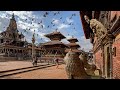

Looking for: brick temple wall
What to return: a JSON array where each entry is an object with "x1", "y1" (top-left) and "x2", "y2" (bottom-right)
[
  {"x1": 94, "y1": 48, "x2": 103, "y2": 71},
  {"x1": 112, "y1": 34, "x2": 120, "y2": 79}
]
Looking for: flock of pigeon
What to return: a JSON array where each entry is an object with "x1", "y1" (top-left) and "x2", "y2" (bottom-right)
[{"x1": 3, "y1": 11, "x2": 77, "y2": 39}]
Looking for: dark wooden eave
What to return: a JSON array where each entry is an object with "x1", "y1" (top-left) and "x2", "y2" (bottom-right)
[
  {"x1": 67, "y1": 38, "x2": 78, "y2": 42},
  {"x1": 42, "y1": 41, "x2": 68, "y2": 47},
  {"x1": 44, "y1": 31, "x2": 65, "y2": 39},
  {"x1": 80, "y1": 11, "x2": 100, "y2": 39},
  {"x1": 80, "y1": 11, "x2": 92, "y2": 39},
  {"x1": 111, "y1": 16, "x2": 120, "y2": 36}
]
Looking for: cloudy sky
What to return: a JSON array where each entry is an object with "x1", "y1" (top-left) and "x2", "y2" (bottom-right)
[{"x1": 0, "y1": 11, "x2": 93, "y2": 52}]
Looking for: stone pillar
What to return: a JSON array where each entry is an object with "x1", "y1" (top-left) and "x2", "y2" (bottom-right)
[
  {"x1": 8, "y1": 49, "x2": 9, "y2": 57},
  {"x1": 6, "y1": 49, "x2": 8, "y2": 57},
  {"x1": 101, "y1": 44, "x2": 105, "y2": 77},
  {"x1": 14, "y1": 49, "x2": 15, "y2": 57},
  {"x1": 108, "y1": 34, "x2": 114, "y2": 79},
  {"x1": 3, "y1": 48, "x2": 4, "y2": 53},
  {"x1": 105, "y1": 33, "x2": 114, "y2": 79}
]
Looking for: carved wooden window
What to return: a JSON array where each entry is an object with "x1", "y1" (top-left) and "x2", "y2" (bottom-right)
[
  {"x1": 1, "y1": 39, "x2": 3, "y2": 43},
  {"x1": 113, "y1": 47, "x2": 116, "y2": 57}
]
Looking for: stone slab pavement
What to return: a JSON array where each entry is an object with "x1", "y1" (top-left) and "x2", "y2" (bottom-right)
[
  {"x1": 0, "y1": 61, "x2": 48, "y2": 72},
  {"x1": 0, "y1": 64, "x2": 68, "y2": 79}
]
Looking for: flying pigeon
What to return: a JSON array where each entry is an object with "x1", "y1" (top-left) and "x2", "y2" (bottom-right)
[
  {"x1": 45, "y1": 12, "x2": 49, "y2": 15},
  {"x1": 24, "y1": 29, "x2": 26, "y2": 32},
  {"x1": 57, "y1": 11, "x2": 60, "y2": 14},
  {"x1": 68, "y1": 23, "x2": 72, "y2": 25},
  {"x1": 54, "y1": 13, "x2": 56, "y2": 16},
  {"x1": 73, "y1": 13, "x2": 76, "y2": 16},
  {"x1": 51, "y1": 22, "x2": 53, "y2": 24},
  {"x1": 69, "y1": 17, "x2": 72, "y2": 19},
  {"x1": 41, "y1": 25, "x2": 43, "y2": 28},
  {"x1": 43, "y1": 14, "x2": 46, "y2": 17},
  {"x1": 40, "y1": 20, "x2": 42, "y2": 23}
]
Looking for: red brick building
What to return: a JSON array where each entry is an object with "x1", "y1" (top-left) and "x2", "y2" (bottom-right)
[{"x1": 80, "y1": 11, "x2": 120, "y2": 79}]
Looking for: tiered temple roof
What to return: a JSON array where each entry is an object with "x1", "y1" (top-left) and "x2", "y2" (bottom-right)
[
  {"x1": 44, "y1": 30, "x2": 66, "y2": 41},
  {"x1": 67, "y1": 37, "x2": 78, "y2": 42},
  {"x1": 42, "y1": 30, "x2": 67, "y2": 47},
  {"x1": 39, "y1": 30, "x2": 68, "y2": 58},
  {"x1": 65, "y1": 36, "x2": 81, "y2": 53}
]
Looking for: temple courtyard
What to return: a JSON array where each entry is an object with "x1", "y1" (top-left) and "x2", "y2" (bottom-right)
[{"x1": 0, "y1": 61, "x2": 67, "y2": 79}]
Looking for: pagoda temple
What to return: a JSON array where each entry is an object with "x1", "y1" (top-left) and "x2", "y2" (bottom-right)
[
  {"x1": 40, "y1": 30, "x2": 68, "y2": 59},
  {"x1": 0, "y1": 14, "x2": 28, "y2": 61},
  {"x1": 65, "y1": 36, "x2": 81, "y2": 53}
]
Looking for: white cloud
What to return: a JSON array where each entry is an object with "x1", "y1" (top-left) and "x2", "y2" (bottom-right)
[
  {"x1": 66, "y1": 35, "x2": 72, "y2": 39},
  {"x1": 17, "y1": 18, "x2": 45, "y2": 34},
  {"x1": 58, "y1": 23, "x2": 70, "y2": 30},
  {"x1": 5, "y1": 11, "x2": 34, "y2": 20},
  {"x1": 66, "y1": 17, "x2": 74, "y2": 23},
  {"x1": 78, "y1": 36, "x2": 93, "y2": 52},
  {"x1": 52, "y1": 19, "x2": 60, "y2": 25},
  {"x1": 0, "y1": 13, "x2": 9, "y2": 19},
  {"x1": 61, "y1": 39, "x2": 69, "y2": 44}
]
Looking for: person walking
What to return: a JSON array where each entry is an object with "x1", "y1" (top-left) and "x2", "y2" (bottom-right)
[
  {"x1": 32, "y1": 56, "x2": 37, "y2": 66},
  {"x1": 32, "y1": 56, "x2": 35, "y2": 66},
  {"x1": 55, "y1": 58, "x2": 59, "y2": 69}
]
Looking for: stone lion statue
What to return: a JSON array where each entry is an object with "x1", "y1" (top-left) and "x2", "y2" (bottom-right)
[
  {"x1": 64, "y1": 50, "x2": 90, "y2": 79},
  {"x1": 64, "y1": 50, "x2": 104, "y2": 79},
  {"x1": 79, "y1": 51, "x2": 96, "y2": 76},
  {"x1": 84, "y1": 15, "x2": 107, "y2": 38}
]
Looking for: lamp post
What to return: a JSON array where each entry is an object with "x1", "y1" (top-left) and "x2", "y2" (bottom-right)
[{"x1": 32, "y1": 31, "x2": 35, "y2": 59}]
